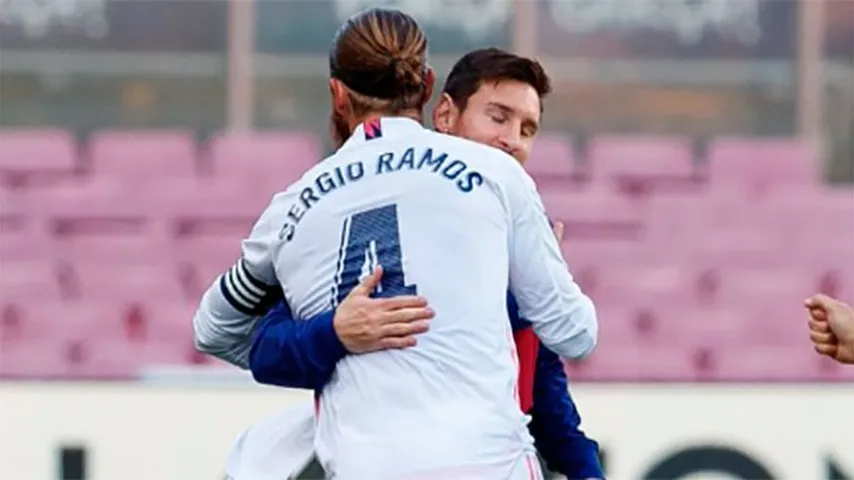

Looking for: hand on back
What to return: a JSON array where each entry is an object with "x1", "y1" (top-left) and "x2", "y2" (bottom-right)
[
  {"x1": 334, "y1": 220, "x2": 563, "y2": 355},
  {"x1": 333, "y1": 266, "x2": 434, "y2": 354}
]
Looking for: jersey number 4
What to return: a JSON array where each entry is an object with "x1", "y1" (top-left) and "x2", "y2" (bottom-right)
[{"x1": 333, "y1": 204, "x2": 418, "y2": 304}]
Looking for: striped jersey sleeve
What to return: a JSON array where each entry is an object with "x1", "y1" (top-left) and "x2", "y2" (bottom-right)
[
  {"x1": 218, "y1": 193, "x2": 285, "y2": 315},
  {"x1": 219, "y1": 257, "x2": 280, "y2": 315},
  {"x1": 192, "y1": 195, "x2": 285, "y2": 367}
]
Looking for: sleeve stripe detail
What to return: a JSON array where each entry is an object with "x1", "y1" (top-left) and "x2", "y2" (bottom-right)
[
  {"x1": 218, "y1": 259, "x2": 278, "y2": 315},
  {"x1": 236, "y1": 258, "x2": 271, "y2": 293},
  {"x1": 234, "y1": 260, "x2": 266, "y2": 298},
  {"x1": 225, "y1": 269, "x2": 258, "y2": 309}
]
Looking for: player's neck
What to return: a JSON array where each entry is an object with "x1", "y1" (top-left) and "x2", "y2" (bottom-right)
[{"x1": 349, "y1": 110, "x2": 422, "y2": 132}]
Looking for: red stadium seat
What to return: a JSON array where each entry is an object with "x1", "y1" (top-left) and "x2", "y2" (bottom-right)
[
  {"x1": 591, "y1": 306, "x2": 659, "y2": 344},
  {"x1": 145, "y1": 176, "x2": 266, "y2": 213},
  {"x1": 1, "y1": 303, "x2": 45, "y2": 343},
  {"x1": 21, "y1": 179, "x2": 169, "y2": 237},
  {"x1": 167, "y1": 234, "x2": 242, "y2": 298},
  {"x1": 586, "y1": 265, "x2": 698, "y2": 306},
  {"x1": 739, "y1": 303, "x2": 814, "y2": 346},
  {"x1": 815, "y1": 267, "x2": 854, "y2": 305},
  {"x1": 645, "y1": 193, "x2": 755, "y2": 236},
  {"x1": 527, "y1": 133, "x2": 583, "y2": 189},
  {"x1": 0, "y1": 338, "x2": 79, "y2": 378},
  {"x1": 679, "y1": 230, "x2": 788, "y2": 269},
  {"x1": 153, "y1": 179, "x2": 267, "y2": 238},
  {"x1": 171, "y1": 202, "x2": 259, "y2": 239},
  {"x1": 648, "y1": 308, "x2": 750, "y2": 344},
  {"x1": 0, "y1": 337, "x2": 174, "y2": 379},
  {"x1": 144, "y1": 302, "x2": 197, "y2": 344},
  {"x1": 708, "y1": 137, "x2": 816, "y2": 194},
  {"x1": 1, "y1": 301, "x2": 131, "y2": 342},
  {"x1": 759, "y1": 187, "x2": 854, "y2": 246},
  {"x1": 709, "y1": 346, "x2": 839, "y2": 381},
  {"x1": 186, "y1": 259, "x2": 233, "y2": 300},
  {"x1": 208, "y1": 131, "x2": 322, "y2": 193},
  {"x1": 68, "y1": 263, "x2": 188, "y2": 303},
  {"x1": 88, "y1": 129, "x2": 198, "y2": 180},
  {"x1": 568, "y1": 344, "x2": 707, "y2": 381},
  {"x1": 0, "y1": 128, "x2": 77, "y2": 186},
  {"x1": 54, "y1": 235, "x2": 174, "y2": 266},
  {"x1": 0, "y1": 261, "x2": 65, "y2": 303},
  {"x1": 3, "y1": 299, "x2": 198, "y2": 348},
  {"x1": 84, "y1": 340, "x2": 196, "y2": 372},
  {"x1": 566, "y1": 235, "x2": 681, "y2": 267},
  {"x1": 588, "y1": 135, "x2": 696, "y2": 195},
  {"x1": 172, "y1": 235, "x2": 241, "y2": 271},
  {"x1": 703, "y1": 267, "x2": 812, "y2": 308},
  {"x1": 644, "y1": 195, "x2": 795, "y2": 265},
  {"x1": 540, "y1": 189, "x2": 644, "y2": 240},
  {"x1": 0, "y1": 187, "x2": 31, "y2": 232},
  {"x1": 0, "y1": 230, "x2": 53, "y2": 262},
  {"x1": 559, "y1": 239, "x2": 657, "y2": 294},
  {"x1": 0, "y1": 127, "x2": 851, "y2": 381},
  {"x1": 26, "y1": 177, "x2": 125, "y2": 203}
]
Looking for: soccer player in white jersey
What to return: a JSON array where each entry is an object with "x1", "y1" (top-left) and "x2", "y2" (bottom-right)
[{"x1": 193, "y1": 8, "x2": 597, "y2": 479}]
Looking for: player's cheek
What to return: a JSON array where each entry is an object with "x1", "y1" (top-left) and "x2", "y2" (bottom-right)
[
  {"x1": 470, "y1": 116, "x2": 502, "y2": 146},
  {"x1": 515, "y1": 142, "x2": 532, "y2": 165}
]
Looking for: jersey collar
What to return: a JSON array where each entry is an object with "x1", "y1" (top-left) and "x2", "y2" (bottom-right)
[{"x1": 339, "y1": 117, "x2": 425, "y2": 151}]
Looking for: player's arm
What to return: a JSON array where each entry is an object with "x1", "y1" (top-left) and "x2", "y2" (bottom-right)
[
  {"x1": 508, "y1": 293, "x2": 603, "y2": 478},
  {"x1": 249, "y1": 300, "x2": 347, "y2": 390},
  {"x1": 528, "y1": 345, "x2": 603, "y2": 478},
  {"x1": 193, "y1": 200, "x2": 284, "y2": 368},
  {"x1": 249, "y1": 268, "x2": 434, "y2": 389},
  {"x1": 504, "y1": 161, "x2": 598, "y2": 359}
]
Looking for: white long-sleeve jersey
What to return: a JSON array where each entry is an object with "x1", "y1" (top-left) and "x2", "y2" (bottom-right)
[{"x1": 194, "y1": 117, "x2": 597, "y2": 479}]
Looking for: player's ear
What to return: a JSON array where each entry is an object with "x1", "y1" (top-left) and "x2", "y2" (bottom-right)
[
  {"x1": 432, "y1": 93, "x2": 457, "y2": 134},
  {"x1": 423, "y1": 67, "x2": 436, "y2": 102},
  {"x1": 329, "y1": 78, "x2": 350, "y2": 113}
]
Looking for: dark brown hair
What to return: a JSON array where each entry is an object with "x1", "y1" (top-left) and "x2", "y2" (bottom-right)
[
  {"x1": 329, "y1": 8, "x2": 429, "y2": 116},
  {"x1": 442, "y1": 48, "x2": 551, "y2": 112}
]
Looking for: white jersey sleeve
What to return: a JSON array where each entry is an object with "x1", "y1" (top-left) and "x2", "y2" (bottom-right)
[
  {"x1": 192, "y1": 197, "x2": 284, "y2": 368},
  {"x1": 503, "y1": 161, "x2": 598, "y2": 360}
]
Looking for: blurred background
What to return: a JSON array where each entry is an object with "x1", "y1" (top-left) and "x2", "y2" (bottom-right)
[{"x1": 0, "y1": 0, "x2": 852, "y2": 479}]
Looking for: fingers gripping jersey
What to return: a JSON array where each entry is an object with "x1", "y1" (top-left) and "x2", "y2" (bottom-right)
[{"x1": 235, "y1": 117, "x2": 597, "y2": 479}]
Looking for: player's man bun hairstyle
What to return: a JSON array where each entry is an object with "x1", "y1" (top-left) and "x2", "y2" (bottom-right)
[
  {"x1": 329, "y1": 8, "x2": 429, "y2": 115},
  {"x1": 443, "y1": 48, "x2": 551, "y2": 112}
]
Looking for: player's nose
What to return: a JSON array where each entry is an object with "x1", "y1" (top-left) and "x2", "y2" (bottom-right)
[{"x1": 495, "y1": 134, "x2": 523, "y2": 162}]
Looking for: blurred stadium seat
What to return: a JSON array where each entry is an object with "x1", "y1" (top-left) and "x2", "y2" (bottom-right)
[
  {"x1": 208, "y1": 131, "x2": 322, "y2": 192},
  {"x1": 588, "y1": 135, "x2": 697, "y2": 195},
  {"x1": 707, "y1": 137, "x2": 817, "y2": 194},
  {"x1": 0, "y1": 128, "x2": 851, "y2": 382},
  {"x1": 88, "y1": 129, "x2": 198, "y2": 180},
  {"x1": 1, "y1": 5, "x2": 853, "y2": 478},
  {"x1": 0, "y1": 129, "x2": 77, "y2": 187},
  {"x1": 527, "y1": 133, "x2": 583, "y2": 188},
  {"x1": 541, "y1": 188, "x2": 644, "y2": 239}
]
